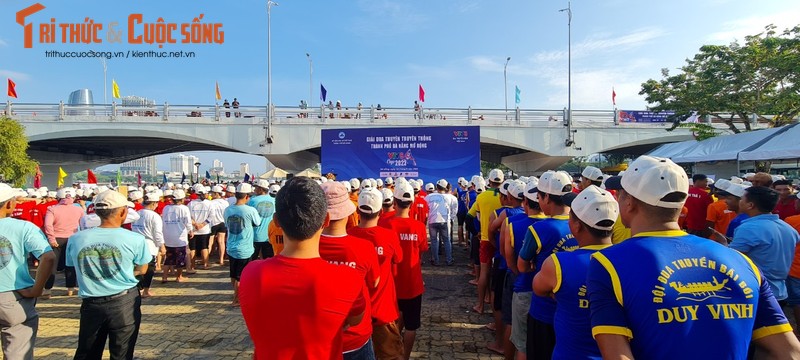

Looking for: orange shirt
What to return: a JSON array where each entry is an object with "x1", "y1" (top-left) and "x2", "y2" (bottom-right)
[
  {"x1": 784, "y1": 215, "x2": 800, "y2": 278},
  {"x1": 706, "y1": 199, "x2": 736, "y2": 238},
  {"x1": 677, "y1": 206, "x2": 689, "y2": 230},
  {"x1": 267, "y1": 219, "x2": 284, "y2": 256},
  {"x1": 347, "y1": 193, "x2": 359, "y2": 229}
]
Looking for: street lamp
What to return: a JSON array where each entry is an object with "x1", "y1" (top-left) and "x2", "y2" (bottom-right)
[
  {"x1": 306, "y1": 53, "x2": 313, "y2": 109},
  {"x1": 194, "y1": 162, "x2": 201, "y2": 184},
  {"x1": 504, "y1": 57, "x2": 511, "y2": 120},
  {"x1": 267, "y1": 1, "x2": 278, "y2": 124},
  {"x1": 559, "y1": 1, "x2": 572, "y2": 145},
  {"x1": 100, "y1": 58, "x2": 107, "y2": 105}
]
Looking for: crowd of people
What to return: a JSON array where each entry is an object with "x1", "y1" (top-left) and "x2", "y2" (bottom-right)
[{"x1": 3, "y1": 156, "x2": 800, "y2": 359}]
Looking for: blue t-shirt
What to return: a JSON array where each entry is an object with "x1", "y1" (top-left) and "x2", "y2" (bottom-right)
[
  {"x1": 247, "y1": 195, "x2": 275, "y2": 243},
  {"x1": 493, "y1": 206, "x2": 524, "y2": 271},
  {"x1": 588, "y1": 230, "x2": 792, "y2": 360},
  {"x1": 65, "y1": 227, "x2": 150, "y2": 298},
  {"x1": 0, "y1": 217, "x2": 52, "y2": 292},
  {"x1": 508, "y1": 213, "x2": 547, "y2": 292},
  {"x1": 731, "y1": 213, "x2": 799, "y2": 300},
  {"x1": 224, "y1": 205, "x2": 262, "y2": 259},
  {"x1": 519, "y1": 215, "x2": 576, "y2": 323},
  {"x1": 456, "y1": 188, "x2": 468, "y2": 216},
  {"x1": 551, "y1": 245, "x2": 609, "y2": 360},
  {"x1": 726, "y1": 213, "x2": 748, "y2": 238}
]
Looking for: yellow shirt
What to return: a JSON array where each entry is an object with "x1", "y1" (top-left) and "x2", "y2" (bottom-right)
[
  {"x1": 268, "y1": 219, "x2": 284, "y2": 255},
  {"x1": 468, "y1": 188, "x2": 502, "y2": 241},
  {"x1": 611, "y1": 214, "x2": 631, "y2": 244}
]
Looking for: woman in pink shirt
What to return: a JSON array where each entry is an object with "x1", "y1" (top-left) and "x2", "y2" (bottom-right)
[{"x1": 43, "y1": 188, "x2": 85, "y2": 297}]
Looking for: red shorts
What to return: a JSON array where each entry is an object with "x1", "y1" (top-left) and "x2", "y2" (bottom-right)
[{"x1": 479, "y1": 241, "x2": 495, "y2": 264}]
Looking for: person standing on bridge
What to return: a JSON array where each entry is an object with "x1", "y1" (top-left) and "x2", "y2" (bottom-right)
[
  {"x1": 223, "y1": 99, "x2": 230, "y2": 118},
  {"x1": 232, "y1": 98, "x2": 240, "y2": 118},
  {"x1": 0, "y1": 184, "x2": 56, "y2": 360}
]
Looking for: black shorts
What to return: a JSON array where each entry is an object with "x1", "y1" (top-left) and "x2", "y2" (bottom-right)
[
  {"x1": 189, "y1": 234, "x2": 210, "y2": 251},
  {"x1": 502, "y1": 272, "x2": 515, "y2": 325},
  {"x1": 163, "y1": 246, "x2": 186, "y2": 267},
  {"x1": 210, "y1": 222, "x2": 227, "y2": 235},
  {"x1": 252, "y1": 242, "x2": 274, "y2": 260},
  {"x1": 526, "y1": 315, "x2": 555, "y2": 360},
  {"x1": 492, "y1": 267, "x2": 506, "y2": 311},
  {"x1": 470, "y1": 235, "x2": 480, "y2": 265},
  {"x1": 457, "y1": 212, "x2": 466, "y2": 226},
  {"x1": 397, "y1": 295, "x2": 422, "y2": 331},
  {"x1": 229, "y1": 257, "x2": 251, "y2": 280}
]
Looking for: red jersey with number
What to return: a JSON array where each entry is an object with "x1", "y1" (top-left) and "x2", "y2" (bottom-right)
[
  {"x1": 385, "y1": 217, "x2": 428, "y2": 299},
  {"x1": 319, "y1": 234, "x2": 380, "y2": 352},
  {"x1": 239, "y1": 255, "x2": 366, "y2": 360},
  {"x1": 685, "y1": 186, "x2": 712, "y2": 231},
  {"x1": 347, "y1": 226, "x2": 404, "y2": 325}
]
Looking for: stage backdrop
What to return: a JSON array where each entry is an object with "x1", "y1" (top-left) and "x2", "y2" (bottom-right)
[{"x1": 321, "y1": 126, "x2": 480, "y2": 185}]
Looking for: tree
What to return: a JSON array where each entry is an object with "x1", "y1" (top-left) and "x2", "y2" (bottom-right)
[
  {"x1": 0, "y1": 117, "x2": 37, "y2": 187},
  {"x1": 640, "y1": 25, "x2": 800, "y2": 134}
]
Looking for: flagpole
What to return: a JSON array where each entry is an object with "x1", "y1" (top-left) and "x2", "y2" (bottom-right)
[{"x1": 504, "y1": 57, "x2": 511, "y2": 121}]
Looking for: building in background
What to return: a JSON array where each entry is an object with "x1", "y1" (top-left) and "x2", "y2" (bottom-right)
[
  {"x1": 170, "y1": 154, "x2": 199, "y2": 175},
  {"x1": 211, "y1": 159, "x2": 225, "y2": 177},
  {"x1": 240, "y1": 163, "x2": 250, "y2": 176},
  {"x1": 120, "y1": 156, "x2": 157, "y2": 176}
]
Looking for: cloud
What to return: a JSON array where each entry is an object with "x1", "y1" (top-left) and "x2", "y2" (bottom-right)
[
  {"x1": 534, "y1": 28, "x2": 666, "y2": 63},
  {"x1": 706, "y1": 9, "x2": 800, "y2": 43},
  {"x1": 0, "y1": 38, "x2": 7, "y2": 47},
  {"x1": 457, "y1": 1, "x2": 480, "y2": 13},
  {"x1": 351, "y1": 0, "x2": 430, "y2": 37},
  {"x1": 0, "y1": 70, "x2": 30, "y2": 81}
]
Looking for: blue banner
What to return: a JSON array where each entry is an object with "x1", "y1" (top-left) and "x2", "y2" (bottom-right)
[
  {"x1": 619, "y1": 110, "x2": 675, "y2": 123},
  {"x1": 322, "y1": 126, "x2": 480, "y2": 185}
]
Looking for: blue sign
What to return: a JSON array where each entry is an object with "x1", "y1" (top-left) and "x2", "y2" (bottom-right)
[
  {"x1": 619, "y1": 110, "x2": 675, "y2": 123},
  {"x1": 322, "y1": 126, "x2": 481, "y2": 185}
]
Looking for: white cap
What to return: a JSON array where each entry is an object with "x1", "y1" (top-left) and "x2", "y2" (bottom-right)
[
  {"x1": 581, "y1": 166, "x2": 604, "y2": 182},
  {"x1": 204, "y1": 186, "x2": 211, "y2": 193},
  {"x1": 340, "y1": 181, "x2": 351, "y2": 192},
  {"x1": 128, "y1": 190, "x2": 143, "y2": 201},
  {"x1": 729, "y1": 183, "x2": 750, "y2": 198},
  {"x1": 384, "y1": 177, "x2": 394, "y2": 185},
  {"x1": 192, "y1": 184, "x2": 206, "y2": 194},
  {"x1": 358, "y1": 188, "x2": 383, "y2": 214},
  {"x1": 254, "y1": 179, "x2": 270, "y2": 189},
  {"x1": 211, "y1": 185, "x2": 224, "y2": 193},
  {"x1": 620, "y1": 155, "x2": 689, "y2": 209},
  {"x1": 499, "y1": 180, "x2": 513, "y2": 195},
  {"x1": 730, "y1": 176, "x2": 744, "y2": 185},
  {"x1": 488, "y1": 169, "x2": 504, "y2": 183},
  {"x1": 524, "y1": 180, "x2": 539, "y2": 201},
  {"x1": 425, "y1": 183, "x2": 434, "y2": 192},
  {"x1": 714, "y1": 179, "x2": 731, "y2": 192},
  {"x1": 381, "y1": 188, "x2": 394, "y2": 204},
  {"x1": 361, "y1": 180, "x2": 373, "y2": 191},
  {"x1": 237, "y1": 183, "x2": 253, "y2": 194},
  {"x1": 226, "y1": 185, "x2": 236, "y2": 193},
  {"x1": 38, "y1": 186, "x2": 49, "y2": 193},
  {"x1": 153, "y1": 189, "x2": 164, "y2": 198},
  {"x1": 508, "y1": 180, "x2": 526, "y2": 200},
  {"x1": 144, "y1": 193, "x2": 160, "y2": 203},
  {"x1": 470, "y1": 175, "x2": 484, "y2": 188},
  {"x1": 164, "y1": 189, "x2": 174, "y2": 197},
  {"x1": 538, "y1": 171, "x2": 573, "y2": 196},
  {"x1": 349, "y1": 178, "x2": 361, "y2": 191},
  {"x1": 47, "y1": 191, "x2": 57, "y2": 198},
  {"x1": 269, "y1": 184, "x2": 281, "y2": 195},
  {"x1": 75, "y1": 189, "x2": 85, "y2": 197},
  {"x1": 436, "y1": 179, "x2": 448, "y2": 189},
  {"x1": 393, "y1": 181, "x2": 415, "y2": 201},
  {"x1": 376, "y1": 179, "x2": 384, "y2": 187},
  {"x1": 145, "y1": 185, "x2": 156, "y2": 193},
  {"x1": 94, "y1": 190, "x2": 131, "y2": 210},
  {"x1": 56, "y1": 188, "x2": 74, "y2": 199},
  {"x1": 165, "y1": 182, "x2": 175, "y2": 190},
  {"x1": 320, "y1": 177, "x2": 328, "y2": 183},
  {"x1": 0, "y1": 184, "x2": 18, "y2": 203},
  {"x1": 568, "y1": 185, "x2": 619, "y2": 230},
  {"x1": 458, "y1": 177, "x2": 468, "y2": 187},
  {"x1": 411, "y1": 180, "x2": 421, "y2": 192},
  {"x1": 172, "y1": 189, "x2": 187, "y2": 200}
]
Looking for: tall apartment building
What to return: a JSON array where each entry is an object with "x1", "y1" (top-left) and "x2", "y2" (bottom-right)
[{"x1": 120, "y1": 156, "x2": 157, "y2": 176}]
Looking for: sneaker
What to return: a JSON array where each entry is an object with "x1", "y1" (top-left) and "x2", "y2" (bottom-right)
[
  {"x1": 429, "y1": 260, "x2": 440, "y2": 266},
  {"x1": 446, "y1": 260, "x2": 455, "y2": 266}
]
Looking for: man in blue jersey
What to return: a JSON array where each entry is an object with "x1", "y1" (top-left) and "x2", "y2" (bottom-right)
[
  {"x1": 247, "y1": 180, "x2": 275, "y2": 260},
  {"x1": 503, "y1": 179, "x2": 545, "y2": 359},
  {"x1": 588, "y1": 156, "x2": 800, "y2": 360},
  {"x1": 225, "y1": 183, "x2": 262, "y2": 306},
  {"x1": 455, "y1": 177, "x2": 469, "y2": 247},
  {"x1": 517, "y1": 171, "x2": 577, "y2": 360},
  {"x1": 533, "y1": 185, "x2": 617, "y2": 360}
]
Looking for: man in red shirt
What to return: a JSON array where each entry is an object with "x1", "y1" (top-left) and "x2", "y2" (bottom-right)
[
  {"x1": 685, "y1": 174, "x2": 713, "y2": 236},
  {"x1": 319, "y1": 182, "x2": 380, "y2": 359},
  {"x1": 409, "y1": 181, "x2": 428, "y2": 224},
  {"x1": 239, "y1": 177, "x2": 366, "y2": 360},
  {"x1": 384, "y1": 181, "x2": 429, "y2": 360},
  {"x1": 32, "y1": 191, "x2": 57, "y2": 229},
  {"x1": 772, "y1": 179, "x2": 799, "y2": 220},
  {"x1": 348, "y1": 188, "x2": 405, "y2": 360},
  {"x1": 11, "y1": 195, "x2": 38, "y2": 223}
]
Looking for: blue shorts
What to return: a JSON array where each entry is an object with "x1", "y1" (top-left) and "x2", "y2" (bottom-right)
[{"x1": 787, "y1": 276, "x2": 800, "y2": 306}]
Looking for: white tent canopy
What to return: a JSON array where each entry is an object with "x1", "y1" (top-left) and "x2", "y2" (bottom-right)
[
  {"x1": 669, "y1": 127, "x2": 790, "y2": 163},
  {"x1": 260, "y1": 167, "x2": 288, "y2": 179},
  {"x1": 739, "y1": 124, "x2": 800, "y2": 161},
  {"x1": 648, "y1": 140, "x2": 700, "y2": 160}
]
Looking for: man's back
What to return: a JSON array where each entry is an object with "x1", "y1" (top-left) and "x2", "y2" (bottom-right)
[
  {"x1": 468, "y1": 189, "x2": 502, "y2": 241},
  {"x1": 224, "y1": 205, "x2": 261, "y2": 259},
  {"x1": 247, "y1": 194, "x2": 275, "y2": 242},
  {"x1": 685, "y1": 186, "x2": 712, "y2": 231},
  {"x1": 240, "y1": 256, "x2": 365, "y2": 360},
  {"x1": 387, "y1": 217, "x2": 428, "y2": 299},
  {"x1": 162, "y1": 204, "x2": 191, "y2": 246},
  {"x1": 0, "y1": 217, "x2": 51, "y2": 292},
  {"x1": 348, "y1": 226, "x2": 403, "y2": 325}
]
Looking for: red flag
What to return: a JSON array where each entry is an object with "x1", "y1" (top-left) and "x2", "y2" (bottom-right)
[
  {"x1": 33, "y1": 165, "x2": 42, "y2": 188},
  {"x1": 87, "y1": 169, "x2": 97, "y2": 184},
  {"x1": 612, "y1": 87, "x2": 617, "y2": 106},
  {"x1": 7, "y1": 79, "x2": 17, "y2": 98},
  {"x1": 418, "y1": 84, "x2": 425, "y2": 103},
  {"x1": 137, "y1": 172, "x2": 142, "y2": 186}
]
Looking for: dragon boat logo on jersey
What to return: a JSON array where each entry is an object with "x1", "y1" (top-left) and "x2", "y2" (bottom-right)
[
  {"x1": 17, "y1": 3, "x2": 225, "y2": 49},
  {"x1": 650, "y1": 256, "x2": 756, "y2": 324}
]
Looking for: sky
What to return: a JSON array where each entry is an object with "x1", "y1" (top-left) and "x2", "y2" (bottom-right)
[{"x1": 2, "y1": 0, "x2": 798, "y2": 174}]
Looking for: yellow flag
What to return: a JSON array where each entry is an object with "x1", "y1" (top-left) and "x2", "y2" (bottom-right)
[
  {"x1": 112, "y1": 79, "x2": 120, "y2": 99},
  {"x1": 57, "y1": 167, "x2": 68, "y2": 187},
  {"x1": 215, "y1": 81, "x2": 221, "y2": 101}
]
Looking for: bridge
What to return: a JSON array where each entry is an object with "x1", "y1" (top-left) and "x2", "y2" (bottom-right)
[{"x1": 5, "y1": 101, "x2": 701, "y2": 186}]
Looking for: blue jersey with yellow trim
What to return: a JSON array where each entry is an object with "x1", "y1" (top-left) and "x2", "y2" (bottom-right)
[
  {"x1": 519, "y1": 215, "x2": 577, "y2": 322},
  {"x1": 587, "y1": 231, "x2": 791, "y2": 360},
  {"x1": 508, "y1": 213, "x2": 546, "y2": 292},
  {"x1": 551, "y1": 245, "x2": 609, "y2": 360},
  {"x1": 493, "y1": 206, "x2": 524, "y2": 271}
]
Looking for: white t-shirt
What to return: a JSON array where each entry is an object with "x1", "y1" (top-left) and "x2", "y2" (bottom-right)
[
  {"x1": 188, "y1": 199, "x2": 212, "y2": 235},
  {"x1": 131, "y1": 209, "x2": 165, "y2": 256},
  {"x1": 208, "y1": 198, "x2": 229, "y2": 226},
  {"x1": 79, "y1": 209, "x2": 140, "y2": 230},
  {"x1": 425, "y1": 192, "x2": 459, "y2": 224},
  {"x1": 161, "y1": 204, "x2": 192, "y2": 247}
]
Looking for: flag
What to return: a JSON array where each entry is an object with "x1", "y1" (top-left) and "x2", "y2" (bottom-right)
[
  {"x1": 216, "y1": 173, "x2": 220, "y2": 183},
  {"x1": 215, "y1": 81, "x2": 221, "y2": 101},
  {"x1": 418, "y1": 84, "x2": 425, "y2": 103},
  {"x1": 57, "y1": 167, "x2": 68, "y2": 187},
  {"x1": 205, "y1": 170, "x2": 211, "y2": 180},
  {"x1": 87, "y1": 169, "x2": 97, "y2": 184},
  {"x1": 244, "y1": 173, "x2": 251, "y2": 182},
  {"x1": 181, "y1": 172, "x2": 186, "y2": 184},
  {"x1": 515, "y1": 86, "x2": 521, "y2": 105},
  {"x1": 112, "y1": 79, "x2": 120, "y2": 99},
  {"x1": 7, "y1": 78, "x2": 17, "y2": 98},
  {"x1": 137, "y1": 172, "x2": 142, "y2": 186},
  {"x1": 33, "y1": 165, "x2": 42, "y2": 188},
  {"x1": 162, "y1": 173, "x2": 168, "y2": 184},
  {"x1": 320, "y1": 84, "x2": 327, "y2": 102},
  {"x1": 612, "y1": 87, "x2": 617, "y2": 106},
  {"x1": 116, "y1": 169, "x2": 122, "y2": 186}
]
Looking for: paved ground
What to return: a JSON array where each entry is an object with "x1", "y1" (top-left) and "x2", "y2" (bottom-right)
[{"x1": 28, "y1": 242, "x2": 503, "y2": 359}]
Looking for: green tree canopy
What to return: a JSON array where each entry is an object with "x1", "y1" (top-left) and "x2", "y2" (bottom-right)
[
  {"x1": 640, "y1": 24, "x2": 800, "y2": 134},
  {"x1": 0, "y1": 117, "x2": 37, "y2": 187}
]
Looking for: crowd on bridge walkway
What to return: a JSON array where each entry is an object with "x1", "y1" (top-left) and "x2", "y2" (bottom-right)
[{"x1": 4, "y1": 156, "x2": 800, "y2": 359}]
